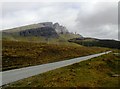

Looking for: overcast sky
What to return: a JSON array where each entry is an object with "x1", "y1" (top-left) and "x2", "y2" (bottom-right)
[{"x1": 1, "y1": 2, "x2": 118, "y2": 40}]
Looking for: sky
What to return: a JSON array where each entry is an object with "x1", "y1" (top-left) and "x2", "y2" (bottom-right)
[{"x1": 1, "y1": 1, "x2": 118, "y2": 40}]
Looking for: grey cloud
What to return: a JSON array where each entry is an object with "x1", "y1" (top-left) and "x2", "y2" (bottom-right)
[
  {"x1": 2, "y1": 2, "x2": 80, "y2": 30},
  {"x1": 76, "y1": 2, "x2": 118, "y2": 40},
  {"x1": 2, "y1": 2, "x2": 81, "y2": 17}
]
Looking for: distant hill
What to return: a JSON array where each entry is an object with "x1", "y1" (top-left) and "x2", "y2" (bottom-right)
[
  {"x1": 68, "y1": 37, "x2": 120, "y2": 49},
  {"x1": 2, "y1": 22, "x2": 83, "y2": 42},
  {"x1": 3, "y1": 22, "x2": 118, "y2": 49}
]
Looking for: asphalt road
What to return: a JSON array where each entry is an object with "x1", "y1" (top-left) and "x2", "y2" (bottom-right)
[{"x1": 1, "y1": 51, "x2": 111, "y2": 86}]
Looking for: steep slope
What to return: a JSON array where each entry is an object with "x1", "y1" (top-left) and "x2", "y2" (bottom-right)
[
  {"x1": 2, "y1": 22, "x2": 82, "y2": 42},
  {"x1": 19, "y1": 27, "x2": 58, "y2": 38},
  {"x1": 2, "y1": 22, "x2": 69, "y2": 34}
]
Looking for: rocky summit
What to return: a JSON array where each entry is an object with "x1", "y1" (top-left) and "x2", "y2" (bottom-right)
[{"x1": 38, "y1": 22, "x2": 69, "y2": 34}]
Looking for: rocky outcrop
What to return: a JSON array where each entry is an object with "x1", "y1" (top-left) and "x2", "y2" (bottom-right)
[
  {"x1": 38, "y1": 22, "x2": 69, "y2": 34},
  {"x1": 19, "y1": 27, "x2": 58, "y2": 38},
  {"x1": 3, "y1": 22, "x2": 83, "y2": 39},
  {"x1": 53, "y1": 23, "x2": 69, "y2": 34}
]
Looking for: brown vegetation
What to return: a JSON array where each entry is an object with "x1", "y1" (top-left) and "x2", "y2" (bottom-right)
[{"x1": 2, "y1": 40, "x2": 109, "y2": 71}]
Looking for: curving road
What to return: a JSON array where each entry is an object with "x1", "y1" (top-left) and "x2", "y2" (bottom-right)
[{"x1": 1, "y1": 51, "x2": 111, "y2": 86}]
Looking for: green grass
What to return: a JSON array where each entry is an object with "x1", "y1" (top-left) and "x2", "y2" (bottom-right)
[
  {"x1": 4, "y1": 52, "x2": 120, "y2": 88},
  {"x1": 2, "y1": 40, "x2": 109, "y2": 71},
  {"x1": 2, "y1": 32, "x2": 81, "y2": 44},
  {"x1": 59, "y1": 34, "x2": 81, "y2": 40},
  {"x1": 3, "y1": 23, "x2": 43, "y2": 33}
]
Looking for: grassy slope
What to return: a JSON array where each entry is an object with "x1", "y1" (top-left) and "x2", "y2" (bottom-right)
[
  {"x1": 2, "y1": 32, "x2": 81, "y2": 44},
  {"x1": 3, "y1": 23, "x2": 44, "y2": 33},
  {"x1": 2, "y1": 40, "x2": 109, "y2": 71},
  {"x1": 59, "y1": 34, "x2": 81, "y2": 40},
  {"x1": 5, "y1": 52, "x2": 120, "y2": 87}
]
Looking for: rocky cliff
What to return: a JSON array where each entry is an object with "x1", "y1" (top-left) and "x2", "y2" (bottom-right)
[
  {"x1": 2, "y1": 22, "x2": 82, "y2": 41},
  {"x1": 19, "y1": 27, "x2": 58, "y2": 38}
]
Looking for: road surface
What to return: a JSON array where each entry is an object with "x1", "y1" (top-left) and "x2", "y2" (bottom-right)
[{"x1": 1, "y1": 51, "x2": 111, "y2": 86}]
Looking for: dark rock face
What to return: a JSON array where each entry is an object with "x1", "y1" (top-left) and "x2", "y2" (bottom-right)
[
  {"x1": 19, "y1": 27, "x2": 58, "y2": 38},
  {"x1": 18, "y1": 22, "x2": 69, "y2": 38},
  {"x1": 39, "y1": 22, "x2": 69, "y2": 34}
]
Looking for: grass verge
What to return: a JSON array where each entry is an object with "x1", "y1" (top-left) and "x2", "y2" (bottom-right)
[{"x1": 3, "y1": 52, "x2": 120, "y2": 88}]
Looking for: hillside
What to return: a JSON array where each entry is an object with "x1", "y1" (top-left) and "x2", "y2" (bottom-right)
[
  {"x1": 2, "y1": 22, "x2": 119, "y2": 48},
  {"x1": 2, "y1": 40, "x2": 109, "y2": 71},
  {"x1": 2, "y1": 22, "x2": 82, "y2": 42},
  {"x1": 68, "y1": 37, "x2": 120, "y2": 49}
]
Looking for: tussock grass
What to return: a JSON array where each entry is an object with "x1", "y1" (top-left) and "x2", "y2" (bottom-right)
[
  {"x1": 2, "y1": 40, "x2": 109, "y2": 71},
  {"x1": 5, "y1": 52, "x2": 120, "y2": 87}
]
